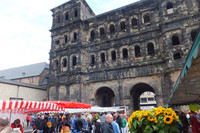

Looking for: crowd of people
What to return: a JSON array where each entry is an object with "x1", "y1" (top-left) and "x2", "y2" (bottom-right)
[
  {"x1": 1, "y1": 109, "x2": 200, "y2": 133},
  {"x1": 26, "y1": 112, "x2": 129, "y2": 133}
]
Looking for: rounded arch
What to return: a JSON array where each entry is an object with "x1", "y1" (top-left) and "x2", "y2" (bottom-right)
[
  {"x1": 90, "y1": 30, "x2": 95, "y2": 41},
  {"x1": 99, "y1": 27, "x2": 105, "y2": 37},
  {"x1": 172, "y1": 34, "x2": 180, "y2": 45},
  {"x1": 94, "y1": 87, "x2": 115, "y2": 107},
  {"x1": 110, "y1": 24, "x2": 115, "y2": 34},
  {"x1": 166, "y1": 2, "x2": 173, "y2": 9},
  {"x1": 130, "y1": 83, "x2": 157, "y2": 111},
  {"x1": 147, "y1": 42, "x2": 155, "y2": 56}
]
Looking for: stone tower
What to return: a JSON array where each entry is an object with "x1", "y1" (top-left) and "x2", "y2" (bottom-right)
[{"x1": 48, "y1": 0, "x2": 200, "y2": 111}]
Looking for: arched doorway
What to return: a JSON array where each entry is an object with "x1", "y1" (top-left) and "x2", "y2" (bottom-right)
[
  {"x1": 130, "y1": 83, "x2": 157, "y2": 111},
  {"x1": 95, "y1": 87, "x2": 115, "y2": 107}
]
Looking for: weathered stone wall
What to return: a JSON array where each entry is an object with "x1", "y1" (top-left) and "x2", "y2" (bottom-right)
[{"x1": 48, "y1": 0, "x2": 200, "y2": 110}]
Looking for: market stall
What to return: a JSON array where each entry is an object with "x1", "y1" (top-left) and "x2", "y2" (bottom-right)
[
  {"x1": 168, "y1": 31, "x2": 200, "y2": 106},
  {"x1": 0, "y1": 100, "x2": 61, "y2": 124}
]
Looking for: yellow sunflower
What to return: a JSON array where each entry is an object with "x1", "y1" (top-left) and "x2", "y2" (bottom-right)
[
  {"x1": 147, "y1": 116, "x2": 154, "y2": 122},
  {"x1": 143, "y1": 110, "x2": 152, "y2": 116},
  {"x1": 138, "y1": 112, "x2": 143, "y2": 122},
  {"x1": 128, "y1": 117, "x2": 132, "y2": 128},
  {"x1": 154, "y1": 117, "x2": 158, "y2": 123},
  {"x1": 164, "y1": 116, "x2": 174, "y2": 124}
]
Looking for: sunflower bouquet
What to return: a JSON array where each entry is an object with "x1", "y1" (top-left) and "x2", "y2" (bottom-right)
[{"x1": 128, "y1": 106, "x2": 181, "y2": 133}]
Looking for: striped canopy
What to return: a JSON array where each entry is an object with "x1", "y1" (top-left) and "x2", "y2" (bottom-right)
[{"x1": 0, "y1": 100, "x2": 61, "y2": 114}]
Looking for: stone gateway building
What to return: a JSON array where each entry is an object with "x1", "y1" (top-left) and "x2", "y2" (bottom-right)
[{"x1": 47, "y1": 0, "x2": 200, "y2": 111}]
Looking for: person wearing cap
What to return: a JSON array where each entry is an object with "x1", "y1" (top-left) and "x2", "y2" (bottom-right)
[{"x1": 0, "y1": 116, "x2": 13, "y2": 133}]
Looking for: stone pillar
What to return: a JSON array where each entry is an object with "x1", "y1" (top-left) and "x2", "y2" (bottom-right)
[{"x1": 118, "y1": 80, "x2": 123, "y2": 106}]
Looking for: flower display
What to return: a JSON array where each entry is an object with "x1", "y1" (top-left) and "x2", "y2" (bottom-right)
[{"x1": 128, "y1": 106, "x2": 181, "y2": 133}]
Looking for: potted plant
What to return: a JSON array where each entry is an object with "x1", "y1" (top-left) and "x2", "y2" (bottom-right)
[{"x1": 128, "y1": 106, "x2": 181, "y2": 133}]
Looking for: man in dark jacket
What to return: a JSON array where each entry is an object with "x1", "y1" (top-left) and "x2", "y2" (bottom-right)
[
  {"x1": 103, "y1": 114, "x2": 114, "y2": 133},
  {"x1": 75, "y1": 114, "x2": 84, "y2": 132},
  {"x1": 35, "y1": 115, "x2": 45, "y2": 133}
]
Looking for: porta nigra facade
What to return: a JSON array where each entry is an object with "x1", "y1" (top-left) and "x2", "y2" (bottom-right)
[{"x1": 47, "y1": 0, "x2": 200, "y2": 111}]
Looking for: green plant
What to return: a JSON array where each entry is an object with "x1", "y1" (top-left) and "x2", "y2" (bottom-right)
[{"x1": 128, "y1": 106, "x2": 181, "y2": 133}]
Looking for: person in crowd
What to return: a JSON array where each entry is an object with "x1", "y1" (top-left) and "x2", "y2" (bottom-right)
[
  {"x1": 190, "y1": 111, "x2": 200, "y2": 133},
  {"x1": 46, "y1": 115, "x2": 54, "y2": 133},
  {"x1": 121, "y1": 114, "x2": 127, "y2": 133},
  {"x1": 26, "y1": 114, "x2": 30, "y2": 127},
  {"x1": 75, "y1": 114, "x2": 84, "y2": 133},
  {"x1": 51, "y1": 115, "x2": 58, "y2": 133},
  {"x1": 114, "y1": 113, "x2": 122, "y2": 133},
  {"x1": 103, "y1": 113, "x2": 114, "y2": 133},
  {"x1": 61, "y1": 117, "x2": 71, "y2": 133},
  {"x1": 58, "y1": 114, "x2": 63, "y2": 132},
  {"x1": 71, "y1": 115, "x2": 76, "y2": 133},
  {"x1": 94, "y1": 119, "x2": 102, "y2": 133},
  {"x1": 100, "y1": 113, "x2": 106, "y2": 123},
  {"x1": 11, "y1": 119, "x2": 23, "y2": 133},
  {"x1": 112, "y1": 117, "x2": 120, "y2": 133},
  {"x1": 35, "y1": 115, "x2": 46, "y2": 133},
  {"x1": 179, "y1": 112, "x2": 189, "y2": 133},
  {"x1": 0, "y1": 116, "x2": 13, "y2": 133},
  {"x1": 30, "y1": 114, "x2": 36, "y2": 133},
  {"x1": 84, "y1": 117, "x2": 92, "y2": 133}
]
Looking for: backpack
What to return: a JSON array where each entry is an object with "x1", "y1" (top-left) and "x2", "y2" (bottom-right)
[{"x1": 47, "y1": 121, "x2": 52, "y2": 128}]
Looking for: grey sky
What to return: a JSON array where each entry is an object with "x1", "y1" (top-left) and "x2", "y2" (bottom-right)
[{"x1": 0, "y1": 0, "x2": 139, "y2": 70}]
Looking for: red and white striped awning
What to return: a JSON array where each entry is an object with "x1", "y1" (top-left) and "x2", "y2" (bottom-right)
[{"x1": 0, "y1": 100, "x2": 62, "y2": 114}]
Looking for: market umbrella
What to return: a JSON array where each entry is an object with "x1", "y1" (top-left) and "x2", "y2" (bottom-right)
[{"x1": 48, "y1": 101, "x2": 91, "y2": 110}]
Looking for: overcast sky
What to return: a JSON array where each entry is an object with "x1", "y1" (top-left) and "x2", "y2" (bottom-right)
[{"x1": 0, "y1": 0, "x2": 139, "y2": 70}]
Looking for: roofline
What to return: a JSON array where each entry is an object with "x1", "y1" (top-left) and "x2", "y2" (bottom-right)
[
  {"x1": 85, "y1": 0, "x2": 146, "y2": 21},
  {"x1": 51, "y1": 0, "x2": 95, "y2": 15},
  {"x1": 0, "y1": 79, "x2": 46, "y2": 90}
]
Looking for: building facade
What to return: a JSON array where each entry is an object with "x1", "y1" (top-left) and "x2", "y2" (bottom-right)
[
  {"x1": 48, "y1": 0, "x2": 200, "y2": 110},
  {"x1": 0, "y1": 78, "x2": 47, "y2": 101}
]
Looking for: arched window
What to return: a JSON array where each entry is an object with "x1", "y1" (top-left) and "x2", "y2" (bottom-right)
[
  {"x1": 172, "y1": 35, "x2": 180, "y2": 45},
  {"x1": 191, "y1": 30, "x2": 198, "y2": 42},
  {"x1": 74, "y1": 9, "x2": 78, "y2": 17},
  {"x1": 73, "y1": 32, "x2": 77, "y2": 41},
  {"x1": 100, "y1": 28, "x2": 105, "y2": 37},
  {"x1": 132, "y1": 18, "x2": 138, "y2": 26},
  {"x1": 53, "y1": 60, "x2": 58, "y2": 70},
  {"x1": 120, "y1": 21, "x2": 126, "y2": 31},
  {"x1": 143, "y1": 14, "x2": 150, "y2": 24},
  {"x1": 90, "y1": 30, "x2": 95, "y2": 41},
  {"x1": 64, "y1": 35, "x2": 68, "y2": 43},
  {"x1": 174, "y1": 53, "x2": 181, "y2": 60},
  {"x1": 91, "y1": 55, "x2": 95, "y2": 66},
  {"x1": 100, "y1": 53, "x2": 105, "y2": 63},
  {"x1": 147, "y1": 43, "x2": 155, "y2": 56},
  {"x1": 72, "y1": 56, "x2": 77, "y2": 66},
  {"x1": 166, "y1": 2, "x2": 173, "y2": 9},
  {"x1": 122, "y1": 48, "x2": 128, "y2": 59},
  {"x1": 135, "y1": 45, "x2": 141, "y2": 57},
  {"x1": 110, "y1": 24, "x2": 115, "y2": 34},
  {"x1": 111, "y1": 50, "x2": 116, "y2": 61},
  {"x1": 62, "y1": 58, "x2": 67, "y2": 67},
  {"x1": 65, "y1": 12, "x2": 69, "y2": 20},
  {"x1": 57, "y1": 15, "x2": 60, "y2": 23}
]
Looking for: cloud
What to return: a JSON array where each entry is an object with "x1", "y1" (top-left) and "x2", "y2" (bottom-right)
[{"x1": 0, "y1": 0, "x2": 139, "y2": 70}]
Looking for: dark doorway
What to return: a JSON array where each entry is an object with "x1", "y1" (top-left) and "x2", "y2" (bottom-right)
[
  {"x1": 95, "y1": 87, "x2": 115, "y2": 107},
  {"x1": 130, "y1": 83, "x2": 156, "y2": 111}
]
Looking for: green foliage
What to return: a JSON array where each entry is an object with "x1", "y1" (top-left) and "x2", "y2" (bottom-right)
[{"x1": 128, "y1": 107, "x2": 181, "y2": 133}]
